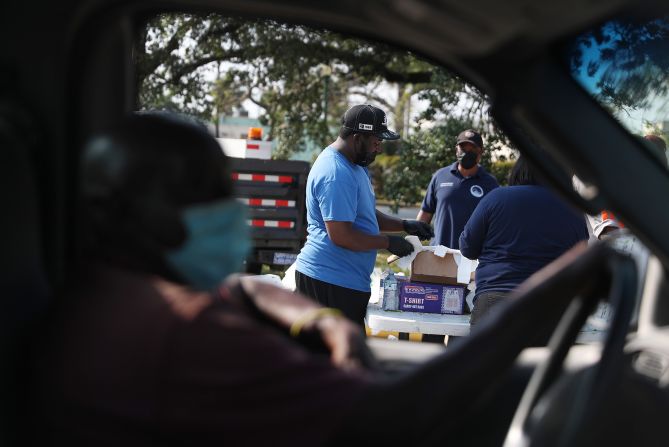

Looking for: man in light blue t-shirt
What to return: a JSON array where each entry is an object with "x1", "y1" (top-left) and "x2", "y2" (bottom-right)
[{"x1": 296, "y1": 104, "x2": 434, "y2": 329}]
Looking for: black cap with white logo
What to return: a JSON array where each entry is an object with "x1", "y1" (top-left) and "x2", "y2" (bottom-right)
[
  {"x1": 341, "y1": 104, "x2": 400, "y2": 140},
  {"x1": 456, "y1": 129, "x2": 484, "y2": 149}
]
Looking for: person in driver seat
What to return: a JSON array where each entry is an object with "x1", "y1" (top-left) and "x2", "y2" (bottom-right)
[{"x1": 33, "y1": 112, "x2": 590, "y2": 447}]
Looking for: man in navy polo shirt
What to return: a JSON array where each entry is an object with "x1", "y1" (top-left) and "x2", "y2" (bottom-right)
[{"x1": 417, "y1": 129, "x2": 499, "y2": 250}]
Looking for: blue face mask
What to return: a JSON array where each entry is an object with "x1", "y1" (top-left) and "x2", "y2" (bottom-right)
[{"x1": 166, "y1": 199, "x2": 251, "y2": 291}]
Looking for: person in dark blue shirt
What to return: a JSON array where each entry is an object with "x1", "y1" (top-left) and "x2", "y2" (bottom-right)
[
  {"x1": 417, "y1": 129, "x2": 499, "y2": 249},
  {"x1": 459, "y1": 156, "x2": 588, "y2": 333}
]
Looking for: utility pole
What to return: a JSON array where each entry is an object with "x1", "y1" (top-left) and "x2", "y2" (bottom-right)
[
  {"x1": 319, "y1": 65, "x2": 332, "y2": 132},
  {"x1": 215, "y1": 63, "x2": 221, "y2": 138}
]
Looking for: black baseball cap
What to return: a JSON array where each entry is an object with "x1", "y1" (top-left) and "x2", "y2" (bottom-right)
[
  {"x1": 456, "y1": 129, "x2": 483, "y2": 149},
  {"x1": 341, "y1": 104, "x2": 400, "y2": 140}
]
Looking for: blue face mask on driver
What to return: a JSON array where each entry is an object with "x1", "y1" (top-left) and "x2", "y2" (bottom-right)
[{"x1": 166, "y1": 199, "x2": 251, "y2": 291}]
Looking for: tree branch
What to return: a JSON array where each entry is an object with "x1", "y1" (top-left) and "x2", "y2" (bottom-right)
[{"x1": 349, "y1": 88, "x2": 393, "y2": 110}]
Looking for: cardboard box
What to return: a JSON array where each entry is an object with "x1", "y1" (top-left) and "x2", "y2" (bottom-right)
[
  {"x1": 399, "y1": 280, "x2": 466, "y2": 314},
  {"x1": 410, "y1": 250, "x2": 461, "y2": 285}
]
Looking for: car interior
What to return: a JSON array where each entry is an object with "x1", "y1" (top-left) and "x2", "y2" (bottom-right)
[{"x1": 2, "y1": 0, "x2": 669, "y2": 445}]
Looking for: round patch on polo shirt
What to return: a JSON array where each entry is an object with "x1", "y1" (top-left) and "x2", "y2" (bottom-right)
[{"x1": 470, "y1": 185, "x2": 484, "y2": 198}]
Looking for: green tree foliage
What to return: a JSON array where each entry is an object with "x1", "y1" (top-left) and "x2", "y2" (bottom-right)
[
  {"x1": 137, "y1": 13, "x2": 436, "y2": 157},
  {"x1": 379, "y1": 68, "x2": 515, "y2": 209},
  {"x1": 136, "y1": 13, "x2": 513, "y2": 206},
  {"x1": 488, "y1": 160, "x2": 516, "y2": 186},
  {"x1": 380, "y1": 119, "x2": 513, "y2": 210}
]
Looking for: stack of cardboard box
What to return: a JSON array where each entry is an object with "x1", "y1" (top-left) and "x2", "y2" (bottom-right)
[{"x1": 397, "y1": 251, "x2": 472, "y2": 315}]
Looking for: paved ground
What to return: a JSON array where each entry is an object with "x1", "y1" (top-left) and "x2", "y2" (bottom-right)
[{"x1": 376, "y1": 205, "x2": 421, "y2": 220}]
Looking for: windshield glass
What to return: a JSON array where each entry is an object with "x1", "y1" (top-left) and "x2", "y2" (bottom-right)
[{"x1": 566, "y1": 15, "x2": 669, "y2": 166}]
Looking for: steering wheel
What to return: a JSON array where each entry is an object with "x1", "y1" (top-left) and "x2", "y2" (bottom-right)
[{"x1": 502, "y1": 242, "x2": 638, "y2": 447}]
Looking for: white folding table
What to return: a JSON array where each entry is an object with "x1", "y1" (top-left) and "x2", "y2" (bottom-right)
[
  {"x1": 365, "y1": 302, "x2": 471, "y2": 337},
  {"x1": 365, "y1": 301, "x2": 606, "y2": 343}
]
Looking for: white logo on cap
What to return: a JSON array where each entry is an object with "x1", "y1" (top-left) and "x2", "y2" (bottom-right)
[
  {"x1": 359, "y1": 123, "x2": 373, "y2": 131},
  {"x1": 470, "y1": 185, "x2": 484, "y2": 198},
  {"x1": 465, "y1": 131, "x2": 474, "y2": 138}
]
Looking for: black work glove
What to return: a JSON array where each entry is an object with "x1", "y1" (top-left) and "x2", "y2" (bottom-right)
[
  {"x1": 387, "y1": 235, "x2": 415, "y2": 257},
  {"x1": 402, "y1": 219, "x2": 434, "y2": 240}
]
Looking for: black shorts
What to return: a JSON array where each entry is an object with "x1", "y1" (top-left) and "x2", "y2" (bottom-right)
[{"x1": 295, "y1": 270, "x2": 370, "y2": 331}]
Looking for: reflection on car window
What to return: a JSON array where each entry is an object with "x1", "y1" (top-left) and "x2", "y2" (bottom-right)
[{"x1": 566, "y1": 16, "x2": 669, "y2": 166}]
